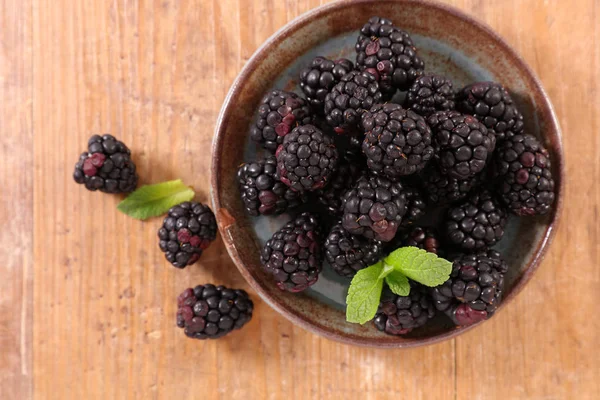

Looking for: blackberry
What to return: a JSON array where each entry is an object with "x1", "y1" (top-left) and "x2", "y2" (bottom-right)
[
  {"x1": 261, "y1": 212, "x2": 323, "y2": 292},
  {"x1": 250, "y1": 90, "x2": 313, "y2": 153},
  {"x1": 314, "y1": 154, "x2": 364, "y2": 215},
  {"x1": 444, "y1": 189, "x2": 507, "y2": 250},
  {"x1": 492, "y1": 134, "x2": 556, "y2": 216},
  {"x1": 237, "y1": 156, "x2": 305, "y2": 216},
  {"x1": 373, "y1": 286, "x2": 435, "y2": 335},
  {"x1": 341, "y1": 175, "x2": 407, "y2": 242},
  {"x1": 428, "y1": 111, "x2": 496, "y2": 180},
  {"x1": 324, "y1": 222, "x2": 384, "y2": 277},
  {"x1": 276, "y1": 124, "x2": 339, "y2": 192},
  {"x1": 355, "y1": 16, "x2": 425, "y2": 93},
  {"x1": 362, "y1": 103, "x2": 434, "y2": 179},
  {"x1": 400, "y1": 226, "x2": 441, "y2": 254},
  {"x1": 402, "y1": 185, "x2": 426, "y2": 227},
  {"x1": 324, "y1": 70, "x2": 383, "y2": 134},
  {"x1": 176, "y1": 284, "x2": 253, "y2": 339},
  {"x1": 457, "y1": 81, "x2": 524, "y2": 141},
  {"x1": 405, "y1": 74, "x2": 455, "y2": 117},
  {"x1": 420, "y1": 164, "x2": 480, "y2": 205},
  {"x1": 158, "y1": 202, "x2": 217, "y2": 268},
  {"x1": 299, "y1": 56, "x2": 354, "y2": 113},
  {"x1": 431, "y1": 250, "x2": 507, "y2": 326},
  {"x1": 73, "y1": 134, "x2": 138, "y2": 193}
]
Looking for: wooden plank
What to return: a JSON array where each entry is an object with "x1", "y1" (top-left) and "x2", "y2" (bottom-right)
[{"x1": 0, "y1": 1, "x2": 33, "y2": 399}]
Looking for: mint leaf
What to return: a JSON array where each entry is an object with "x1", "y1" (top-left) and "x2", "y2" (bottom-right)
[
  {"x1": 385, "y1": 246, "x2": 452, "y2": 287},
  {"x1": 385, "y1": 271, "x2": 410, "y2": 296},
  {"x1": 378, "y1": 262, "x2": 395, "y2": 279},
  {"x1": 346, "y1": 262, "x2": 384, "y2": 324},
  {"x1": 117, "y1": 179, "x2": 195, "y2": 220}
]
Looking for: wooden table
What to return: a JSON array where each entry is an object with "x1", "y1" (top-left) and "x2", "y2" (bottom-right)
[{"x1": 1, "y1": 0, "x2": 598, "y2": 398}]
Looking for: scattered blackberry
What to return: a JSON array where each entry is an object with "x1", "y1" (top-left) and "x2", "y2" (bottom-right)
[
  {"x1": 261, "y1": 212, "x2": 323, "y2": 292},
  {"x1": 237, "y1": 156, "x2": 305, "y2": 216},
  {"x1": 445, "y1": 189, "x2": 507, "y2": 251},
  {"x1": 324, "y1": 70, "x2": 383, "y2": 134},
  {"x1": 402, "y1": 185, "x2": 427, "y2": 227},
  {"x1": 73, "y1": 134, "x2": 138, "y2": 193},
  {"x1": 456, "y1": 82, "x2": 524, "y2": 141},
  {"x1": 314, "y1": 154, "x2": 364, "y2": 215},
  {"x1": 400, "y1": 226, "x2": 441, "y2": 254},
  {"x1": 299, "y1": 56, "x2": 354, "y2": 113},
  {"x1": 428, "y1": 111, "x2": 496, "y2": 180},
  {"x1": 341, "y1": 175, "x2": 407, "y2": 242},
  {"x1": 176, "y1": 284, "x2": 253, "y2": 339},
  {"x1": 250, "y1": 90, "x2": 313, "y2": 153},
  {"x1": 493, "y1": 134, "x2": 556, "y2": 216},
  {"x1": 431, "y1": 250, "x2": 507, "y2": 326},
  {"x1": 158, "y1": 202, "x2": 217, "y2": 268},
  {"x1": 324, "y1": 222, "x2": 384, "y2": 277},
  {"x1": 362, "y1": 103, "x2": 434, "y2": 179},
  {"x1": 276, "y1": 124, "x2": 339, "y2": 192},
  {"x1": 420, "y1": 164, "x2": 479, "y2": 205},
  {"x1": 373, "y1": 286, "x2": 435, "y2": 335},
  {"x1": 405, "y1": 74, "x2": 455, "y2": 117},
  {"x1": 355, "y1": 16, "x2": 425, "y2": 93}
]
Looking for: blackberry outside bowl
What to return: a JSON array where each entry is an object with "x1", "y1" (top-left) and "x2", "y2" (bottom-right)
[{"x1": 210, "y1": 0, "x2": 563, "y2": 348}]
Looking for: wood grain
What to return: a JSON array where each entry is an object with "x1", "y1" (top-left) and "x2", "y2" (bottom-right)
[
  {"x1": 0, "y1": 1, "x2": 33, "y2": 399},
  {"x1": 0, "y1": 0, "x2": 596, "y2": 398}
]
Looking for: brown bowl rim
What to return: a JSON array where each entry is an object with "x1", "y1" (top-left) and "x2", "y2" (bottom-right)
[{"x1": 210, "y1": 0, "x2": 564, "y2": 348}]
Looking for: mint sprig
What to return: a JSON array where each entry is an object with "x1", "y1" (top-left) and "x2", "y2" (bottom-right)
[
  {"x1": 384, "y1": 271, "x2": 410, "y2": 296},
  {"x1": 346, "y1": 262, "x2": 385, "y2": 324},
  {"x1": 117, "y1": 179, "x2": 195, "y2": 220},
  {"x1": 345, "y1": 246, "x2": 452, "y2": 324}
]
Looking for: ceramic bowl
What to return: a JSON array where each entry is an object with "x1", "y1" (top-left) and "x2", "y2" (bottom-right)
[{"x1": 211, "y1": 0, "x2": 563, "y2": 347}]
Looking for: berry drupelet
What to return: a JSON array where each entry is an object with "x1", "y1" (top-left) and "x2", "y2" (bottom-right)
[
  {"x1": 237, "y1": 155, "x2": 305, "y2": 216},
  {"x1": 324, "y1": 222, "x2": 384, "y2": 277},
  {"x1": 362, "y1": 103, "x2": 434, "y2": 179},
  {"x1": 431, "y1": 250, "x2": 507, "y2": 326},
  {"x1": 299, "y1": 56, "x2": 354, "y2": 114},
  {"x1": 250, "y1": 90, "x2": 313, "y2": 153},
  {"x1": 276, "y1": 124, "x2": 339, "y2": 192},
  {"x1": 401, "y1": 185, "x2": 427, "y2": 227},
  {"x1": 400, "y1": 226, "x2": 441, "y2": 254},
  {"x1": 444, "y1": 189, "x2": 507, "y2": 251},
  {"x1": 355, "y1": 16, "x2": 425, "y2": 93},
  {"x1": 341, "y1": 174, "x2": 407, "y2": 242},
  {"x1": 420, "y1": 164, "x2": 479, "y2": 206},
  {"x1": 456, "y1": 81, "x2": 524, "y2": 142},
  {"x1": 261, "y1": 212, "x2": 323, "y2": 292},
  {"x1": 73, "y1": 134, "x2": 138, "y2": 193},
  {"x1": 158, "y1": 201, "x2": 217, "y2": 268},
  {"x1": 492, "y1": 133, "x2": 556, "y2": 216},
  {"x1": 373, "y1": 286, "x2": 436, "y2": 335},
  {"x1": 324, "y1": 70, "x2": 383, "y2": 134},
  {"x1": 176, "y1": 285, "x2": 253, "y2": 339},
  {"x1": 428, "y1": 110, "x2": 496, "y2": 180},
  {"x1": 405, "y1": 74, "x2": 456, "y2": 117}
]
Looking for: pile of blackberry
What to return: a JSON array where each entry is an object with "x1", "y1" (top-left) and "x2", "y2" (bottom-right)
[{"x1": 236, "y1": 15, "x2": 557, "y2": 337}]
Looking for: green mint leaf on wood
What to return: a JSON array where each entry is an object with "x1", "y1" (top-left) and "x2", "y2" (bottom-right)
[
  {"x1": 346, "y1": 261, "x2": 384, "y2": 324},
  {"x1": 384, "y1": 271, "x2": 411, "y2": 296},
  {"x1": 117, "y1": 179, "x2": 195, "y2": 220},
  {"x1": 385, "y1": 246, "x2": 452, "y2": 287}
]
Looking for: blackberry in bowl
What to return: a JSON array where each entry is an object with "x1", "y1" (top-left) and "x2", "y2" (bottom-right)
[
  {"x1": 299, "y1": 56, "x2": 354, "y2": 114},
  {"x1": 212, "y1": 1, "x2": 563, "y2": 347},
  {"x1": 361, "y1": 103, "x2": 434, "y2": 179}
]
